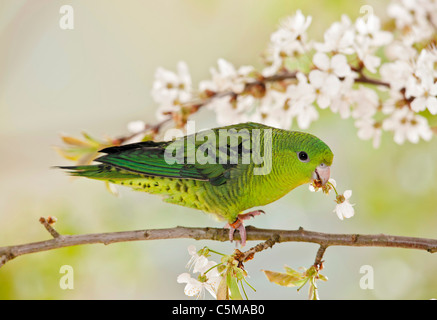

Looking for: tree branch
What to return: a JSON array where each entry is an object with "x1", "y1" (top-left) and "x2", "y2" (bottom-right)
[
  {"x1": 354, "y1": 75, "x2": 390, "y2": 88},
  {"x1": 233, "y1": 234, "x2": 281, "y2": 269},
  {"x1": 39, "y1": 217, "x2": 61, "y2": 239},
  {"x1": 313, "y1": 244, "x2": 328, "y2": 270},
  {"x1": 1, "y1": 221, "x2": 436, "y2": 269}
]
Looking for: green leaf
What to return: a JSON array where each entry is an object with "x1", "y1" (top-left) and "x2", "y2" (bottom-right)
[
  {"x1": 318, "y1": 273, "x2": 328, "y2": 282},
  {"x1": 264, "y1": 265, "x2": 328, "y2": 300},
  {"x1": 284, "y1": 266, "x2": 304, "y2": 277},
  {"x1": 227, "y1": 271, "x2": 243, "y2": 300},
  {"x1": 308, "y1": 283, "x2": 319, "y2": 300},
  {"x1": 262, "y1": 269, "x2": 305, "y2": 287},
  {"x1": 216, "y1": 274, "x2": 229, "y2": 300}
]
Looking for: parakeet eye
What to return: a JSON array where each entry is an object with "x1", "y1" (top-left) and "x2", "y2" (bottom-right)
[{"x1": 298, "y1": 151, "x2": 309, "y2": 162}]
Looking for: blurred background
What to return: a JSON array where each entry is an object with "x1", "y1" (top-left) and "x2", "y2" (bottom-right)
[{"x1": 1, "y1": 0, "x2": 436, "y2": 299}]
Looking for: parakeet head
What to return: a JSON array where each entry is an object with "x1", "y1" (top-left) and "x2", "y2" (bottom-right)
[{"x1": 288, "y1": 132, "x2": 334, "y2": 187}]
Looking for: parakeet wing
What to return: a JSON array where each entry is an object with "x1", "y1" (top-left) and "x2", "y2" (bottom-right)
[{"x1": 96, "y1": 130, "x2": 252, "y2": 186}]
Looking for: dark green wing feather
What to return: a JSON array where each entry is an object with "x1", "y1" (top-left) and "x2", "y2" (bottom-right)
[
  {"x1": 62, "y1": 122, "x2": 272, "y2": 186},
  {"x1": 93, "y1": 122, "x2": 271, "y2": 185},
  {"x1": 96, "y1": 140, "x2": 207, "y2": 180}
]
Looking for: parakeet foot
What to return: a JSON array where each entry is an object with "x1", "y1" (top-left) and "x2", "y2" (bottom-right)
[
  {"x1": 224, "y1": 210, "x2": 265, "y2": 247},
  {"x1": 238, "y1": 210, "x2": 265, "y2": 221}
]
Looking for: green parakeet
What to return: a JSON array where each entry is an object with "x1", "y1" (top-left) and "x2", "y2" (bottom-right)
[{"x1": 59, "y1": 122, "x2": 333, "y2": 246}]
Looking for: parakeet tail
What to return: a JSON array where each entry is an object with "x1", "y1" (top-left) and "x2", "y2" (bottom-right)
[{"x1": 57, "y1": 165, "x2": 140, "y2": 180}]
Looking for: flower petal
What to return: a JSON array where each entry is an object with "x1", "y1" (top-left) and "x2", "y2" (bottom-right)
[
  {"x1": 177, "y1": 273, "x2": 192, "y2": 284},
  {"x1": 313, "y1": 52, "x2": 330, "y2": 71}
]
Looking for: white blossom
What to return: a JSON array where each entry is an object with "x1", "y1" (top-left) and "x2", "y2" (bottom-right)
[
  {"x1": 177, "y1": 273, "x2": 206, "y2": 298},
  {"x1": 330, "y1": 76, "x2": 356, "y2": 119},
  {"x1": 152, "y1": 61, "x2": 193, "y2": 120},
  {"x1": 263, "y1": 10, "x2": 312, "y2": 76},
  {"x1": 310, "y1": 180, "x2": 355, "y2": 220},
  {"x1": 405, "y1": 50, "x2": 437, "y2": 115},
  {"x1": 177, "y1": 264, "x2": 221, "y2": 299},
  {"x1": 309, "y1": 53, "x2": 351, "y2": 110},
  {"x1": 152, "y1": 61, "x2": 192, "y2": 105},
  {"x1": 384, "y1": 40, "x2": 417, "y2": 61},
  {"x1": 186, "y1": 245, "x2": 209, "y2": 273},
  {"x1": 388, "y1": 0, "x2": 416, "y2": 30},
  {"x1": 285, "y1": 73, "x2": 318, "y2": 129},
  {"x1": 354, "y1": 14, "x2": 393, "y2": 73},
  {"x1": 270, "y1": 10, "x2": 312, "y2": 56},
  {"x1": 255, "y1": 89, "x2": 289, "y2": 128},
  {"x1": 309, "y1": 178, "x2": 336, "y2": 193},
  {"x1": 314, "y1": 15, "x2": 355, "y2": 54},
  {"x1": 380, "y1": 60, "x2": 414, "y2": 91},
  {"x1": 262, "y1": 44, "x2": 284, "y2": 77},
  {"x1": 334, "y1": 190, "x2": 355, "y2": 220},
  {"x1": 355, "y1": 14, "x2": 393, "y2": 47},
  {"x1": 387, "y1": 0, "x2": 435, "y2": 43},
  {"x1": 200, "y1": 59, "x2": 256, "y2": 125},
  {"x1": 313, "y1": 52, "x2": 351, "y2": 79},
  {"x1": 199, "y1": 58, "x2": 254, "y2": 94},
  {"x1": 381, "y1": 89, "x2": 408, "y2": 115},
  {"x1": 355, "y1": 117, "x2": 382, "y2": 148},
  {"x1": 178, "y1": 246, "x2": 222, "y2": 299},
  {"x1": 309, "y1": 70, "x2": 340, "y2": 109},
  {"x1": 151, "y1": 3, "x2": 437, "y2": 150},
  {"x1": 210, "y1": 94, "x2": 256, "y2": 126},
  {"x1": 356, "y1": 49, "x2": 382, "y2": 74},
  {"x1": 291, "y1": 102, "x2": 319, "y2": 130},
  {"x1": 127, "y1": 120, "x2": 146, "y2": 134},
  {"x1": 408, "y1": 76, "x2": 437, "y2": 115},
  {"x1": 351, "y1": 86, "x2": 379, "y2": 119},
  {"x1": 382, "y1": 107, "x2": 433, "y2": 144},
  {"x1": 124, "y1": 120, "x2": 148, "y2": 143},
  {"x1": 416, "y1": 48, "x2": 437, "y2": 79}
]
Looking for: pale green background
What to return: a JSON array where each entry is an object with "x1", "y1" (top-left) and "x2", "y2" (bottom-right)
[{"x1": 1, "y1": 0, "x2": 436, "y2": 299}]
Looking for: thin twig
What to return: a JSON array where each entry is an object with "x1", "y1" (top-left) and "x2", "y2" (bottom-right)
[
  {"x1": 354, "y1": 75, "x2": 390, "y2": 88},
  {"x1": 112, "y1": 117, "x2": 173, "y2": 145},
  {"x1": 314, "y1": 245, "x2": 328, "y2": 270},
  {"x1": 1, "y1": 223, "x2": 436, "y2": 269},
  {"x1": 39, "y1": 217, "x2": 61, "y2": 239},
  {"x1": 234, "y1": 234, "x2": 281, "y2": 268}
]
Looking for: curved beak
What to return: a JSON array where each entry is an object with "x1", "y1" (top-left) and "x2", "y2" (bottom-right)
[{"x1": 312, "y1": 164, "x2": 331, "y2": 186}]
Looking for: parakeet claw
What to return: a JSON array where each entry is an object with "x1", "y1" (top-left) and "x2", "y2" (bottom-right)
[
  {"x1": 225, "y1": 219, "x2": 247, "y2": 247},
  {"x1": 238, "y1": 210, "x2": 265, "y2": 221},
  {"x1": 224, "y1": 210, "x2": 265, "y2": 247}
]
